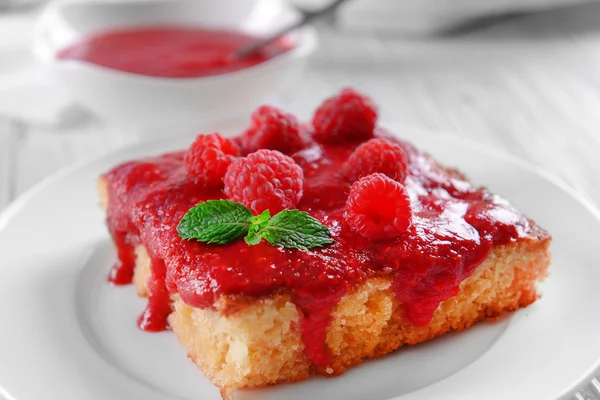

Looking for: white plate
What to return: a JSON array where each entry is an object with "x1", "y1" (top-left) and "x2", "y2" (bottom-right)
[{"x1": 1, "y1": 127, "x2": 599, "y2": 400}]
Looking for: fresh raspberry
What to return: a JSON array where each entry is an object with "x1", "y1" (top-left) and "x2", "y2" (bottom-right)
[
  {"x1": 344, "y1": 173, "x2": 412, "y2": 240},
  {"x1": 224, "y1": 149, "x2": 304, "y2": 214},
  {"x1": 342, "y1": 138, "x2": 408, "y2": 183},
  {"x1": 312, "y1": 88, "x2": 378, "y2": 143},
  {"x1": 237, "y1": 105, "x2": 312, "y2": 155},
  {"x1": 184, "y1": 133, "x2": 239, "y2": 186}
]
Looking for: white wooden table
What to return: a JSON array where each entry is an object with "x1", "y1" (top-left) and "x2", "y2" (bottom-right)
[{"x1": 1, "y1": 3, "x2": 600, "y2": 399}]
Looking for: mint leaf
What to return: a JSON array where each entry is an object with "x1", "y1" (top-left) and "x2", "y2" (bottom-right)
[
  {"x1": 245, "y1": 210, "x2": 271, "y2": 245},
  {"x1": 244, "y1": 230, "x2": 263, "y2": 245},
  {"x1": 177, "y1": 200, "x2": 253, "y2": 244},
  {"x1": 261, "y1": 210, "x2": 334, "y2": 250},
  {"x1": 250, "y1": 210, "x2": 271, "y2": 229}
]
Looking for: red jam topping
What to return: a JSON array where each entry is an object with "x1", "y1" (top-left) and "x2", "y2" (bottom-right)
[
  {"x1": 57, "y1": 27, "x2": 293, "y2": 78},
  {"x1": 103, "y1": 135, "x2": 536, "y2": 366}
]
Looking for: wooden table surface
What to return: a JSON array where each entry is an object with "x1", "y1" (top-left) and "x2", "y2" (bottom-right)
[{"x1": 1, "y1": 3, "x2": 600, "y2": 399}]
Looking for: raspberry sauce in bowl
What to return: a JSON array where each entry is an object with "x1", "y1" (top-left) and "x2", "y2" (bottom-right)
[
  {"x1": 57, "y1": 27, "x2": 293, "y2": 78},
  {"x1": 33, "y1": 0, "x2": 317, "y2": 130}
]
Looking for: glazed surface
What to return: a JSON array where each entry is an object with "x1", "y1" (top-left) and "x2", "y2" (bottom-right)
[{"x1": 103, "y1": 134, "x2": 540, "y2": 367}]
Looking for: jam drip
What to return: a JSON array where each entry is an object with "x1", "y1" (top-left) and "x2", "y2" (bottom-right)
[
  {"x1": 295, "y1": 286, "x2": 347, "y2": 367},
  {"x1": 138, "y1": 257, "x2": 171, "y2": 332},
  {"x1": 107, "y1": 231, "x2": 136, "y2": 284},
  {"x1": 103, "y1": 138, "x2": 537, "y2": 367}
]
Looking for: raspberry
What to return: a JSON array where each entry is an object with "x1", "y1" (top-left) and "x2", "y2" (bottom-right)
[
  {"x1": 312, "y1": 88, "x2": 378, "y2": 143},
  {"x1": 184, "y1": 133, "x2": 240, "y2": 186},
  {"x1": 224, "y1": 149, "x2": 304, "y2": 214},
  {"x1": 343, "y1": 138, "x2": 408, "y2": 183},
  {"x1": 237, "y1": 105, "x2": 312, "y2": 154},
  {"x1": 344, "y1": 173, "x2": 412, "y2": 240}
]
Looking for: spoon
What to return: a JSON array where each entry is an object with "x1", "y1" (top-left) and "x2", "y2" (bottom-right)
[{"x1": 233, "y1": 0, "x2": 352, "y2": 59}]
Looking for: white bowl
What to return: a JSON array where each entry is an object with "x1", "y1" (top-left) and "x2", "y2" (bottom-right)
[{"x1": 33, "y1": 0, "x2": 318, "y2": 133}]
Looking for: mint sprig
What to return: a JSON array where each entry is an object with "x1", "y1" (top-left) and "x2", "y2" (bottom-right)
[{"x1": 177, "y1": 200, "x2": 333, "y2": 250}]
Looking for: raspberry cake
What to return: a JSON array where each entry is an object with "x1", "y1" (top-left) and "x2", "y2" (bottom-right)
[{"x1": 99, "y1": 89, "x2": 551, "y2": 399}]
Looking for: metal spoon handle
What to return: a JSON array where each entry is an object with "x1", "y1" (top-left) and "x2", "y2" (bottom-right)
[{"x1": 234, "y1": 0, "x2": 351, "y2": 59}]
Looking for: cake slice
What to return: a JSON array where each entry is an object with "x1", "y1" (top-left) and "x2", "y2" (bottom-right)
[{"x1": 100, "y1": 89, "x2": 551, "y2": 399}]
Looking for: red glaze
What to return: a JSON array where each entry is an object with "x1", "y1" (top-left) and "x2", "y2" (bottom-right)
[
  {"x1": 103, "y1": 136, "x2": 535, "y2": 367},
  {"x1": 57, "y1": 27, "x2": 293, "y2": 78}
]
